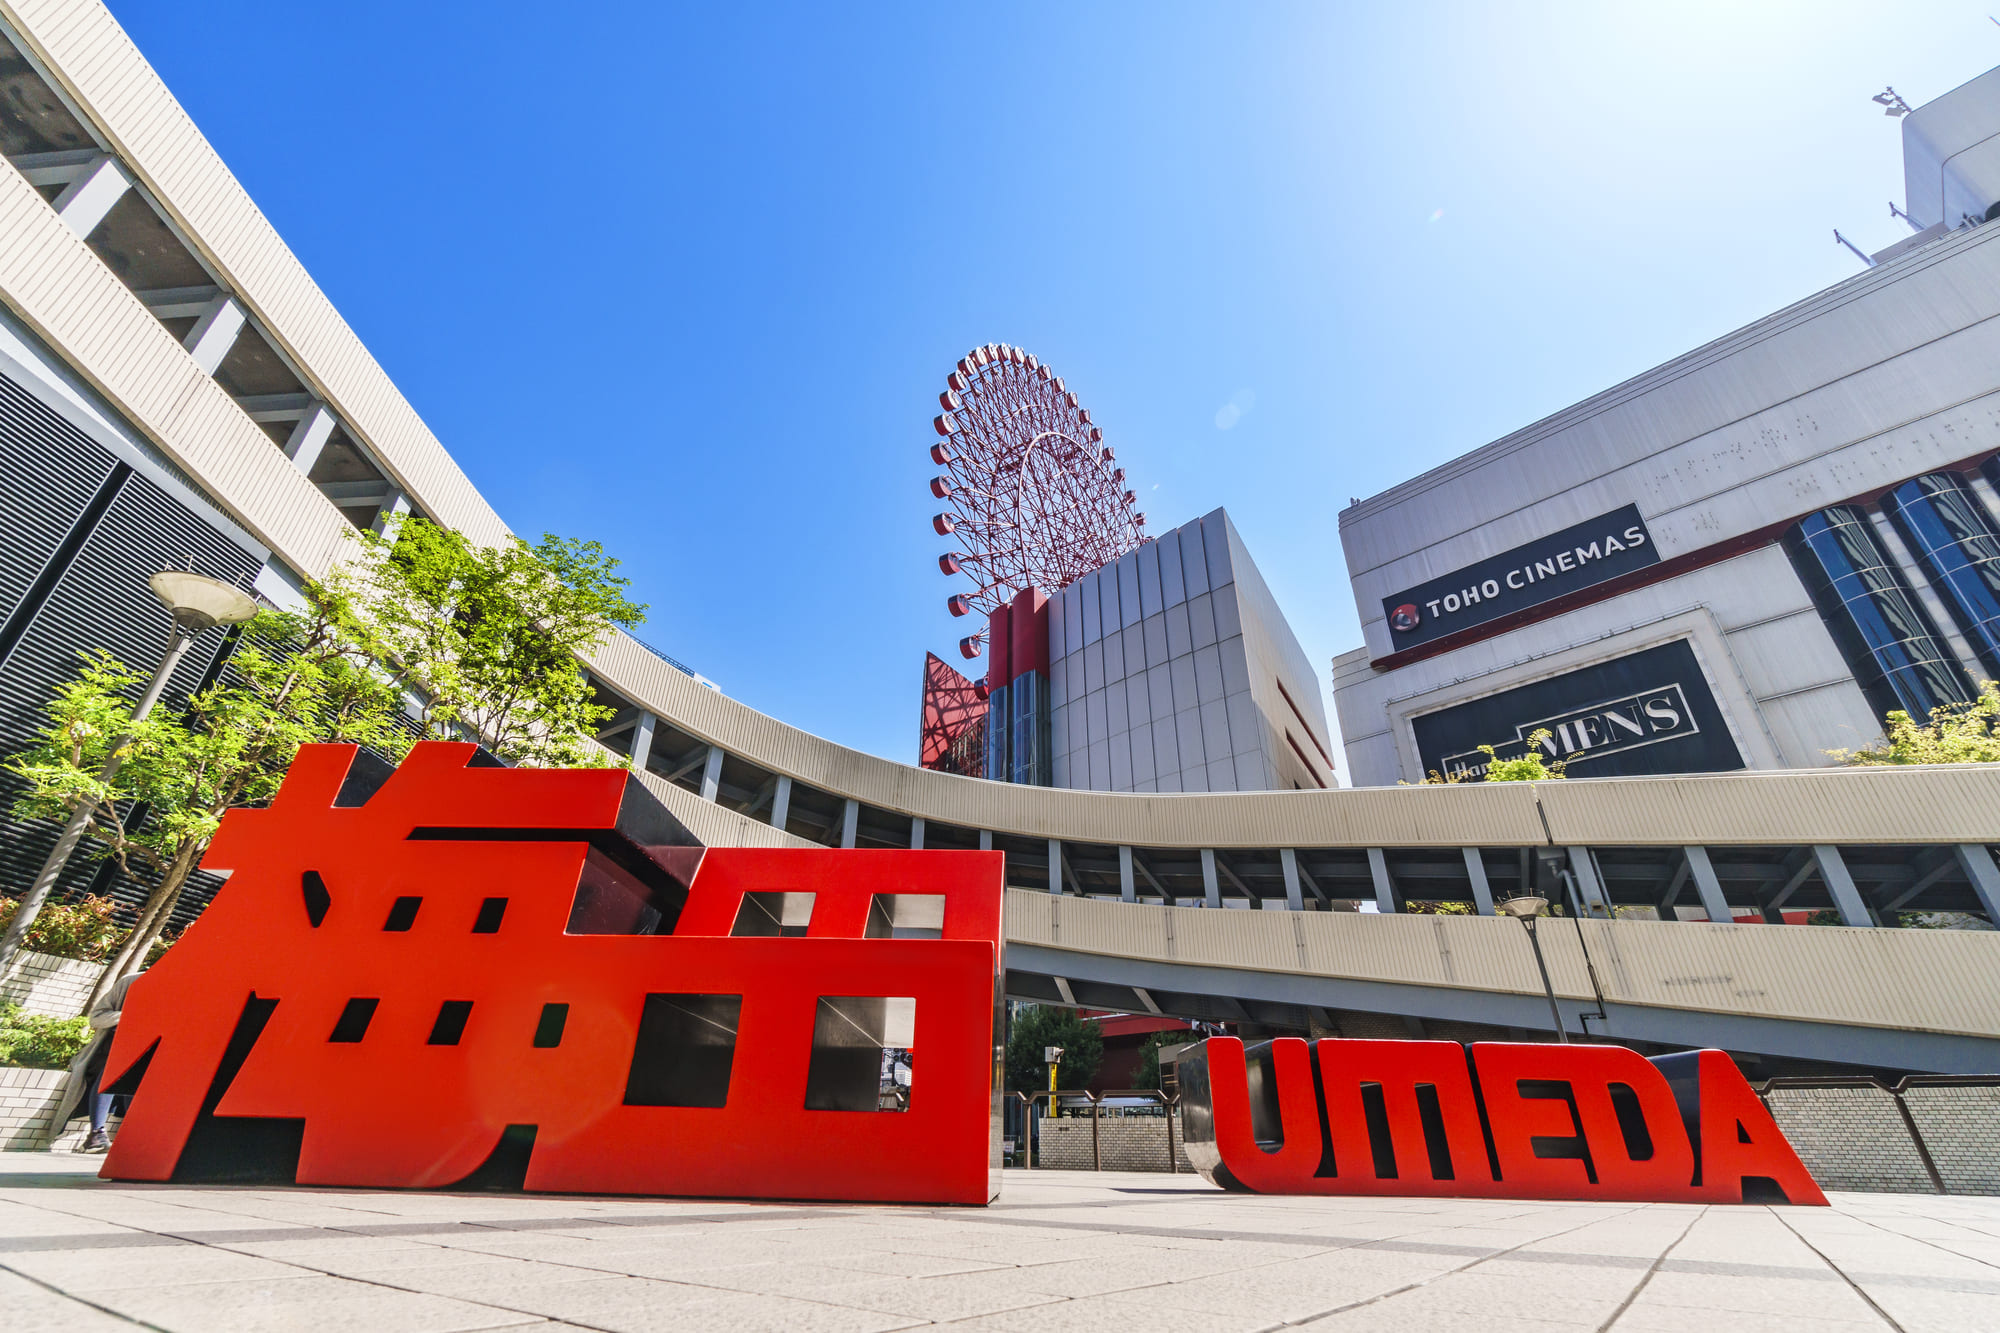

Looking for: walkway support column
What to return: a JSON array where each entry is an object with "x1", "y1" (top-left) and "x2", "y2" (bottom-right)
[
  {"x1": 1119, "y1": 847, "x2": 1136, "y2": 903},
  {"x1": 840, "y1": 798, "x2": 859, "y2": 849},
  {"x1": 628, "y1": 712, "x2": 656, "y2": 775},
  {"x1": 1564, "y1": 847, "x2": 1612, "y2": 917},
  {"x1": 1280, "y1": 848, "x2": 1304, "y2": 912},
  {"x1": 910, "y1": 817, "x2": 924, "y2": 850},
  {"x1": 1366, "y1": 847, "x2": 1398, "y2": 913},
  {"x1": 699, "y1": 746, "x2": 725, "y2": 803},
  {"x1": 52, "y1": 154, "x2": 132, "y2": 238},
  {"x1": 1460, "y1": 847, "x2": 1495, "y2": 916},
  {"x1": 769, "y1": 775, "x2": 792, "y2": 832},
  {"x1": 1200, "y1": 849, "x2": 1221, "y2": 908},
  {"x1": 282, "y1": 402, "x2": 337, "y2": 473},
  {"x1": 1685, "y1": 846, "x2": 1732, "y2": 923},
  {"x1": 1955, "y1": 843, "x2": 2000, "y2": 924},
  {"x1": 1048, "y1": 840, "x2": 1063, "y2": 895},
  {"x1": 1812, "y1": 845, "x2": 1875, "y2": 926},
  {"x1": 183, "y1": 293, "x2": 247, "y2": 375}
]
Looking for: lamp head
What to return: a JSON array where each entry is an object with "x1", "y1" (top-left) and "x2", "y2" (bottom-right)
[
  {"x1": 1497, "y1": 894, "x2": 1547, "y2": 920},
  {"x1": 1044, "y1": 1045, "x2": 1064, "y2": 1063},
  {"x1": 148, "y1": 571, "x2": 259, "y2": 636}
]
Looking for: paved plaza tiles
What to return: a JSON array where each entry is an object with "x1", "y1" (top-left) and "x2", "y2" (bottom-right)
[{"x1": 0, "y1": 1156, "x2": 1995, "y2": 1332}]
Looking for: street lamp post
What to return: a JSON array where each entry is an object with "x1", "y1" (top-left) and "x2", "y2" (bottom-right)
[
  {"x1": 1497, "y1": 893, "x2": 1567, "y2": 1043},
  {"x1": 0, "y1": 571, "x2": 258, "y2": 976}
]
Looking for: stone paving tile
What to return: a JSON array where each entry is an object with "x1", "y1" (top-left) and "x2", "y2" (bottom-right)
[
  {"x1": 0, "y1": 1267, "x2": 147, "y2": 1332},
  {"x1": 941, "y1": 1292, "x2": 1277, "y2": 1332},
  {"x1": 806, "y1": 1269, "x2": 1077, "y2": 1321},
  {"x1": 1638, "y1": 1268, "x2": 1884, "y2": 1320},
  {"x1": 84, "y1": 1274, "x2": 546, "y2": 1332},
  {"x1": 1610, "y1": 1305, "x2": 1889, "y2": 1332},
  {"x1": 400, "y1": 1274, "x2": 929, "y2": 1333},
  {"x1": 1305, "y1": 1300, "x2": 1595, "y2": 1332},
  {"x1": 7, "y1": 1155, "x2": 2000, "y2": 1331},
  {"x1": 0, "y1": 1240, "x2": 305, "y2": 1291}
]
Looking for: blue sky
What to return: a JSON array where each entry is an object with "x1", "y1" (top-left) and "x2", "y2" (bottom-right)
[{"x1": 115, "y1": 1, "x2": 2000, "y2": 768}]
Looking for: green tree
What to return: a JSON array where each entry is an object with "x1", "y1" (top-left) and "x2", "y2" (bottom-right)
[
  {"x1": 7, "y1": 520, "x2": 647, "y2": 1010},
  {"x1": 1005, "y1": 1005, "x2": 1104, "y2": 1093},
  {"x1": 1830, "y1": 682, "x2": 2000, "y2": 766},
  {"x1": 345, "y1": 519, "x2": 646, "y2": 767},
  {"x1": 1134, "y1": 1027, "x2": 1204, "y2": 1091},
  {"x1": 1417, "y1": 729, "x2": 1568, "y2": 784},
  {"x1": 9, "y1": 580, "x2": 410, "y2": 1009}
]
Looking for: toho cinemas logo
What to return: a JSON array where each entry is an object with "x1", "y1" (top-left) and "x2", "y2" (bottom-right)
[
  {"x1": 1441, "y1": 683, "x2": 1696, "y2": 779},
  {"x1": 1380, "y1": 505, "x2": 1659, "y2": 649}
]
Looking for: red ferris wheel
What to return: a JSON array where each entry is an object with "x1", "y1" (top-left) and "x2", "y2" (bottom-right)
[{"x1": 928, "y1": 343, "x2": 1147, "y2": 661}]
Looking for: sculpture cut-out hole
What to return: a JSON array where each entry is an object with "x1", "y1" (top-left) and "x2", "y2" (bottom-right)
[
  {"x1": 730, "y1": 891, "x2": 814, "y2": 937},
  {"x1": 533, "y1": 1003, "x2": 569, "y2": 1048},
  {"x1": 472, "y1": 898, "x2": 507, "y2": 934},
  {"x1": 301, "y1": 871, "x2": 330, "y2": 927},
  {"x1": 1607, "y1": 1082, "x2": 1655, "y2": 1161},
  {"x1": 329, "y1": 998, "x2": 378, "y2": 1043},
  {"x1": 864, "y1": 894, "x2": 945, "y2": 939},
  {"x1": 383, "y1": 897, "x2": 421, "y2": 931},
  {"x1": 428, "y1": 1000, "x2": 473, "y2": 1046},
  {"x1": 623, "y1": 994, "x2": 740, "y2": 1107},
  {"x1": 806, "y1": 996, "x2": 915, "y2": 1112}
]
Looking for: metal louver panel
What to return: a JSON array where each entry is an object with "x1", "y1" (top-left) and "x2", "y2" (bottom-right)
[{"x1": 0, "y1": 366, "x2": 263, "y2": 925}]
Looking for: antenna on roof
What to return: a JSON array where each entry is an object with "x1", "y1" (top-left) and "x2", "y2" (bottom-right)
[
  {"x1": 1833, "y1": 230, "x2": 1876, "y2": 268},
  {"x1": 1872, "y1": 87, "x2": 1912, "y2": 117}
]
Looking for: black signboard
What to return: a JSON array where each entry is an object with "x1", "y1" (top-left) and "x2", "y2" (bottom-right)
[
  {"x1": 1382, "y1": 504, "x2": 1658, "y2": 648},
  {"x1": 1411, "y1": 639, "x2": 1744, "y2": 781}
]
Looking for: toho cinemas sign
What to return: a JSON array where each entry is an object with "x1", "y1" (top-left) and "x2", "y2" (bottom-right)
[{"x1": 1382, "y1": 505, "x2": 1659, "y2": 648}]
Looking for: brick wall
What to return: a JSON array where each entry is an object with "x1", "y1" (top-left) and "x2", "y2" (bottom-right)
[
  {"x1": 0, "y1": 951, "x2": 106, "y2": 1019},
  {"x1": 1764, "y1": 1085, "x2": 1936, "y2": 1193},
  {"x1": 0, "y1": 1065, "x2": 111, "y2": 1151},
  {"x1": 1033, "y1": 1113, "x2": 1192, "y2": 1172},
  {"x1": 1902, "y1": 1084, "x2": 2000, "y2": 1196}
]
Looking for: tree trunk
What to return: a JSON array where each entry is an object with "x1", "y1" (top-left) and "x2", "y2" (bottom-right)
[{"x1": 81, "y1": 843, "x2": 198, "y2": 1014}]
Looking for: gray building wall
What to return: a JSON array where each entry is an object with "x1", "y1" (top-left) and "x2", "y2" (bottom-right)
[{"x1": 1050, "y1": 509, "x2": 1332, "y2": 793}]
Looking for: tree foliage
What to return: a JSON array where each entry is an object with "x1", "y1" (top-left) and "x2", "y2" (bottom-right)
[
  {"x1": 346, "y1": 519, "x2": 646, "y2": 767},
  {"x1": 6, "y1": 518, "x2": 646, "y2": 1011},
  {"x1": 1134, "y1": 1027, "x2": 1204, "y2": 1091},
  {"x1": 1004, "y1": 1005, "x2": 1104, "y2": 1093},
  {"x1": 9, "y1": 578, "x2": 413, "y2": 1004},
  {"x1": 1416, "y1": 728, "x2": 1568, "y2": 784},
  {"x1": 0, "y1": 1003, "x2": 90, "y2": 1070},
  {"x1": 1830, "y1": 682, "x2": 2000, "y2": 767}
]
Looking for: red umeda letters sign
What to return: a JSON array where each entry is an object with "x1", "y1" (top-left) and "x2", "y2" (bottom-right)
[
  {"x1": 96, "y1": 742, "x2": 1005, "y2": 1205},
  {"x1": 1179, "y1": 1036, "x2": 1825, "y2": 1205}
]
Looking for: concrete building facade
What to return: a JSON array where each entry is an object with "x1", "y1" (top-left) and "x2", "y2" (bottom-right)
[
  {"x1": 1333, "y1": 67, "x2": 2000, "y2": 788},
  {"x1": 1049, "y1": 509, "x2": 1332, "y2": 794}
]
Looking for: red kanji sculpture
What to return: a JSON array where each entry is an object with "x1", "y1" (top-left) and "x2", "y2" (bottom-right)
[{"x1": 98, "y1": 742, "x2": 1005, "y2": 1205}]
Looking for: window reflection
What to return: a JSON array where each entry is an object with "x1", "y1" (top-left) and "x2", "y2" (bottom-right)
[
  {"x1": 1783, "y1": 505, "x2": 1973, "y2": 720},
  {"x1": 1883, "y1": 472, "x2": 2000, "y2": 680}
]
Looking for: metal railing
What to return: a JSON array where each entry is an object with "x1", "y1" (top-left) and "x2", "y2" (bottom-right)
[
  {"x1": 1009, "y1": 1089, "x2": 1182, "y2": 1173},
  {"x1": 1755, "y1": 1074, "x2": 2000, "y2": 1196}
]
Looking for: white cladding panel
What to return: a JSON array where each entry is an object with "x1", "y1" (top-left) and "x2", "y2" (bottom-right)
[
  {"x1": 1333, "y1": 215, "x2": 2000, "y2": 787},
  {"x1": 1903, "y1": 67, "x2": 2000, "y2": 230},
  {"x1": 1340, "y1": 225, "x2": 2000, "y2": 660},
  {"x1": 1051, "y1": 509, "x2": 1331, "y2": 793}
]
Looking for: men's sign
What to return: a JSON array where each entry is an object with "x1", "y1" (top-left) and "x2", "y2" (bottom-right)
[
  {"x1": 1412, "y1": 639, "x2": 1744, "y2": 781},
  {"x1": 97, "y1": 742, "x2": 1004, "y2": 1205},
  {"x1": 1382, "y1": 504, "x2": 1658, "y2": 649},
  {"x1": 1179, "y1": 1037, "x2": 1825, "y2": 1205}
]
